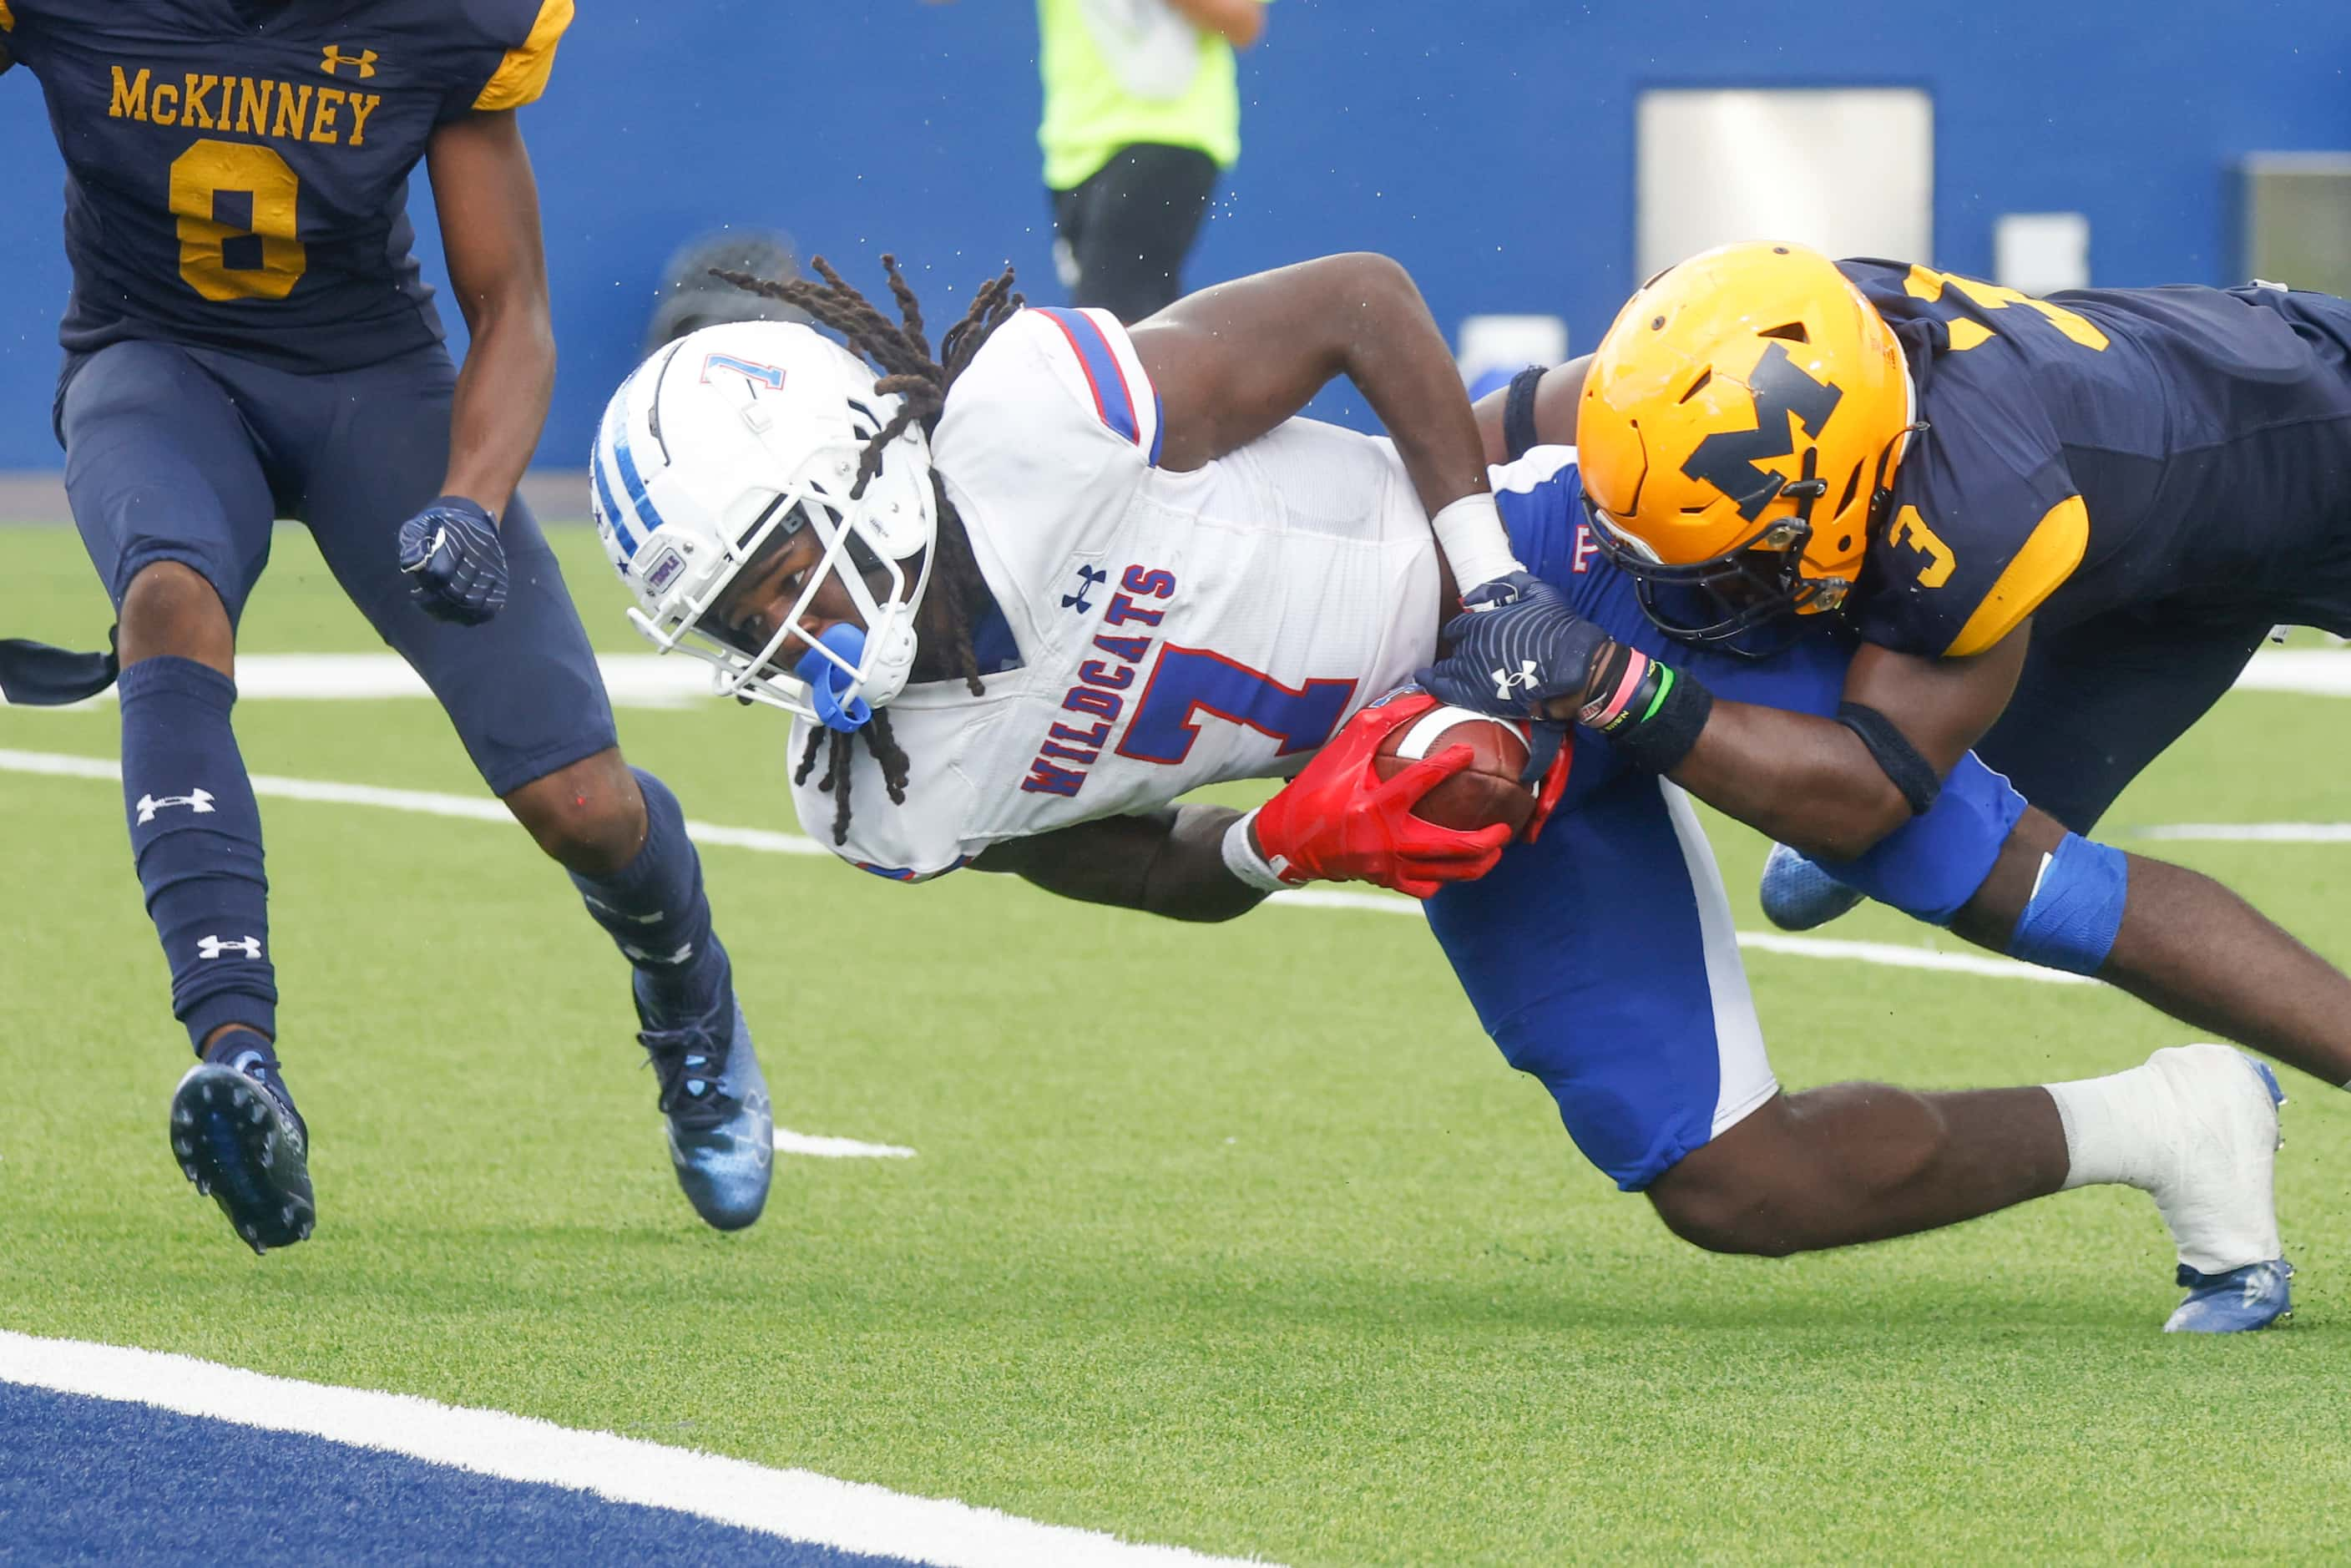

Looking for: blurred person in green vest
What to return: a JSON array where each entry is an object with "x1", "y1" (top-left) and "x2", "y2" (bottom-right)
[{"x1": 934, "y1": 0, "x2": 1267, "y2": 322}]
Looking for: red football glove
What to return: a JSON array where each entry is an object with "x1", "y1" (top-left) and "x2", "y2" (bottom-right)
[
  {"x1": 1252, "y1": 692, "x2": 1513, "y2": 899},
  {"x1": 1518, "y1": 721, "x2": 1576, "y2": 846}
]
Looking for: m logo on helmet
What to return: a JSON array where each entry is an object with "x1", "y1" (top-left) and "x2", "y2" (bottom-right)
[{"x1": 1681, "y1": 341, "x2": 1844, "y2": 522}]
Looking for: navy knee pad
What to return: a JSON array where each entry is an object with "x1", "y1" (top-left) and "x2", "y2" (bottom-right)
[{"x1": 2008, "y1": 832, "x2": 2128, "y2": 975}]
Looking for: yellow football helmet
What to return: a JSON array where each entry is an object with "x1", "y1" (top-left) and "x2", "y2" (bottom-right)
[{"x1": 1577, "y1": 241, "x2": 1915, "y2": 650}]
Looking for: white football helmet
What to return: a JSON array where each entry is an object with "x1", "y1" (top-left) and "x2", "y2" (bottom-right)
[{"x1": 591, "y1": 320, "x2": 938, "y2": 727}]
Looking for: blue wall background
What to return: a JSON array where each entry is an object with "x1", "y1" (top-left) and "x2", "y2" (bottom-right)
[{"x1": 3, "y1": 0, "x2": 2347, "y2": 471}]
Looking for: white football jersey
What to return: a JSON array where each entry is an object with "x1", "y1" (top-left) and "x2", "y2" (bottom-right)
[{"x1": 789, "y1": 306, "x2": 1444, "y2": 880}]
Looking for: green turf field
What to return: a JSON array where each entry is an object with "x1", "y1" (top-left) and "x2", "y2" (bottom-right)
[{"x1": 5, "y1": 522, "x2": 2350, "y2": 1564}]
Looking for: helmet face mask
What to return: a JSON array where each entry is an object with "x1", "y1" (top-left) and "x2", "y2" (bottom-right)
[
  {"x1": 1580, "y1": 490, "x2": 1835, "y2": 658},
  {"x1": 592, "y1": 321, "x2": 939, "y2": 727}
]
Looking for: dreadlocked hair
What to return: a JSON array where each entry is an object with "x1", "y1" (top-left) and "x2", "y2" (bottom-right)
[{"x1": 715, "y1": 253, "x2": 1024, "y2": 847}]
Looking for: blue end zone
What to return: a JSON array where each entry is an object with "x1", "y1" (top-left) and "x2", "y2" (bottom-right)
[{"x1": 0, "y1": 1383, "x2": 928, "y2": 1566}]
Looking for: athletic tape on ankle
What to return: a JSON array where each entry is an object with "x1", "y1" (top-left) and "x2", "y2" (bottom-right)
[{"x1": 2008, "y1": 832, "x2": 2127, "y2": 974}]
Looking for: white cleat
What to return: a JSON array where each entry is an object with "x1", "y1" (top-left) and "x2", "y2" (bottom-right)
[{"x1": 2140, "y1": 1044, "x2": 2292, "y2": 1333}]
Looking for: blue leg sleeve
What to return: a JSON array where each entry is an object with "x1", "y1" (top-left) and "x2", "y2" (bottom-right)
[
  {"x1": 569, "y1": 768, "x2": 728, "y2": 1014},
  {"x1": 118, "y1": 656, "x2": 276, "y2": 1050}
]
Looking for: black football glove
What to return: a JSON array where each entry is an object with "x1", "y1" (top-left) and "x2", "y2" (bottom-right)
[
  {"x1": 1416, "y1": 570, "x2": 1611, "y2": 717},
  {"x1": 397, "y1": 496, "x2": 509, "y2": 626}
]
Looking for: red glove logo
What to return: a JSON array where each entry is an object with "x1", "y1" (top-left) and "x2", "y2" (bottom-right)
[{"x1": 1252, "y1": 691, "x2": 1513, "y2": 899}]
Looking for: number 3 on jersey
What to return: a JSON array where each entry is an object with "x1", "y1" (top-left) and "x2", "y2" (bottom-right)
[
  {"x1": 170, "y1": 139, "x2": 306, "y2": 301},
  {"x1": 1118, "y1": 647, "x2": 1357, "y2": 764}
]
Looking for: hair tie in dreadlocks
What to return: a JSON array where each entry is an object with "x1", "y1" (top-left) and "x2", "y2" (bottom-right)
[{"x1": 722, "y1": 254, "x2": 1023, "y2": 847}]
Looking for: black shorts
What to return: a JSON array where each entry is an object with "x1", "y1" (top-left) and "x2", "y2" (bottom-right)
[{"x1": 1049, "y1": 142, "x2": 1221, "y2": 325}]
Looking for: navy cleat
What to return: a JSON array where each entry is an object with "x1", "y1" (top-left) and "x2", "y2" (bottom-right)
[
  {"x1": 2166, "y1": 1258, "x2": 2294, "y2": 1333},
  {"x1": 1759, "y1": 842, "x2": 1864, "y2": 930},
  {"x1": 2159, "y1": 1050, "x2": 2290, "y2": 1333},
  {"x1": 169, "y1": 1030, "x2": 313, "y2": 1255},
  {"x1": 635, "y1": 958, "x2": 772, "y2": 1232}
]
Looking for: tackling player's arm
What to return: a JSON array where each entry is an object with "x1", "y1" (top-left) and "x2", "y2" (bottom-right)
[
  {"x1": 972, "y1": 808, "x2": 1270, "y2": 923},
  {"x1": 1133, "y1": 252, "x2": 1520, "y2": 586},
  {"x1": 427, "y1": 109, "x2": 555, "y2": 516},
  {"x1": 1662, "y1": 633, "x2": 2028, "y2": 861},
  {"x1": 1464, "y1": 354, "x2": 2029, "y2": 859},
  {"x1": 1469, "y1": 357, "x2": 1590, "y2": 466}
]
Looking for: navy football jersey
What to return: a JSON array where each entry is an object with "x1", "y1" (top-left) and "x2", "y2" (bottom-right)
[
  {"x1": 1836, "y1": 260, "x2": 2351, "y2": 658},
  {"x1": 3, "y1": 0, "x2": 569, "y2": 374}
]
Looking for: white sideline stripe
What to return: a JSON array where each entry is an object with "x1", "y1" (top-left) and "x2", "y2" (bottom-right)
[
  {"x1": 776, "y1": 1127, "x2": 918, "y2": 1159},
  {"x1": 1735, "y1": 929, "x2": 2092, "y2": 986},
  {"x1": 2139, "y1": 822, "x2": 2351, "y2": 843},
  {"x1": 2233, "y1": 650, "x2": 2351, "y2": 697},
  {"x1": 1, "y1": 653, "x2": 717, "y2": 711},
  {"x1": 8, "y1": 645, "x2": 2351, "y2": 713},
  {"x1": 1288, "y1": 883, "x2": 2089, "y2": 986},
  {"x1": 0, "y1": 747, "x2": 2090, "y2": 989},
  {"x1": 0, "y1": 1331, "x2": 1264, "y2": 1568},
  {"x1": 0, "y1": 747, "x2": 827, "y2": 857}
]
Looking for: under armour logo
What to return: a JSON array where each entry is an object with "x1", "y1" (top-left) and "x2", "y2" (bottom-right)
[
  {"x1": 1491, "y1": 661, "x2": 1541, "y2": 701},
  {"x1": 583, "y1": 893, "x2": 665, "y2": 927},
  {"x1": 320, "y1": 46, "x2": 378, "y2": 78},
  {"x1": 197, "y1": 935, "x2": 263, "y2": 961},
  {"x1": 622, "y1": 939, "x2": 695, "y2": 967},
  {"x1": 136, "y1": 789, "x2": 215, "y2": 825},
  {"x1": 1061, "y1": 564, "x2": 1109, "y2": 613}
]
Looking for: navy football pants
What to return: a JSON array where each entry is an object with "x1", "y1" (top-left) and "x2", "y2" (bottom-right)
[
  {"x1": 58, "y1": 339, "x2": 617, "y2": 793},
  {"x1": 1975, "y1": 608, "x2": 2277, "y2": 834}
]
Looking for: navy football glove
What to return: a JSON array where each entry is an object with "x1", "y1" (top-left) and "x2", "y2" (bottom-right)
[
  {"x1": 397, "y1": 497, "x2": 508, "y2": 626},
  {"x1": 1416, "y1": 570, "x2": 1610, "y2": 718}
]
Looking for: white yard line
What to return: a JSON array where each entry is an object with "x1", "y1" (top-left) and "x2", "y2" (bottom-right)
[
  {"x1": 775, "y1": 1128, "x2": 919, "y2": 1159},
  {"x1": 1734, "y1": 928, "x2": 2092, "y2": 985},
  {"x1": 0, "y1": 1331, "x2": 1266, "y2": 1568},
  {"x1": 8, "y1": 645, "x2": 2351, "y2": 712},
  {"x1": 0, "y1": 746, "x2": 827, "y2": 856},
  {"x1": 3, "y1": 652, "x2": 716, "y2": 710},
  {"x1": 1275, "y1": 884, "x2": 2091, "y2": 985},
  {"x1": 0, "y1": 746, "x2": 2093, "y2": 989},
  {"x1": 2232, "y1": 649, "x2": 2351, "y2": 697},
  {"x1": 2138, "y1": 822, "x2": 2351, "y2": 843}
]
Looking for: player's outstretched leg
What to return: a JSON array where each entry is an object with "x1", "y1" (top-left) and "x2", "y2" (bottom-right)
[
  {"x1": 511, "y1": 758, "x2": 773, "y2": 1230},
  {"x1": 1757, "y1": 842, "x2": 1864, "y2": 930},
  {"x1": 1647, "y1": 1043, "x2": 2288, "y2": 1332},
  {"x1": 115, "y1": 567, "x2": 311, "y2": 1254},
  {"x1": 2050, "y1": 1045, "x2": 2291, "y2": 1333}
]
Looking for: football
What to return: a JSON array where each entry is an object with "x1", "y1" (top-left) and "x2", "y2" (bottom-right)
[{"x1": 1373, "y1": 705, "x2": 1539, "y2": 835}]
